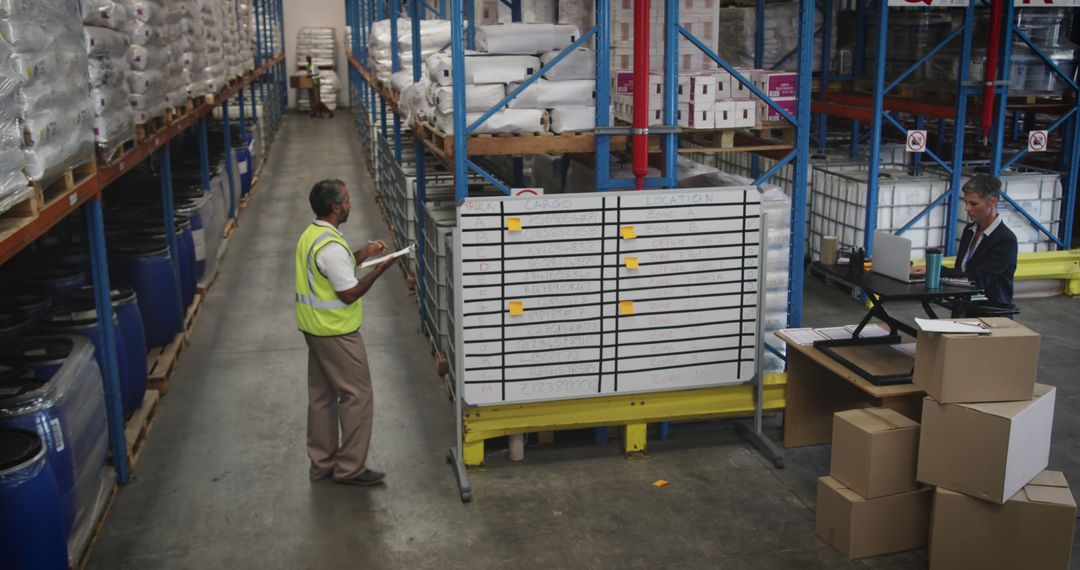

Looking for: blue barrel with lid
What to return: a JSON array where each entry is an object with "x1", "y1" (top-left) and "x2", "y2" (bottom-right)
[
  {"x1": 109, "y1": 240, "x2": 182, "y2": 348},
  {"x1": 23, "y1": 264, "x2": 86, "y2": 306},
  {"x1": 8, "y1": 337, "x2": 73, "y2": 380},
  {"x1": 0, "y1": 429, "x2": 69, "y2": 570},
  {"x1": 2, "y1": 292, "x2": 51, "y2": 332},
  {"x1": 34, "y1": 243, "x2": 92, "y2": 286},
  {"x1": 0, "y1": 309, "x2": 29, "y2": 339},
  {"x1": 234, "y1": 144, "x2": 253, "y2": 198},
  {"x1": 66, "y1": 287, "x2": 148, "y2": 416},
  {"x1": 40, "y1": 306, "x2": 132, "y2": 420},
  {"x1": 131, "y1": 216, "x2": 196, "y2": 310}
]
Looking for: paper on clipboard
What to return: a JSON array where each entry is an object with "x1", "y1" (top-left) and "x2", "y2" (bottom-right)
[
  {"x1": 914, "y1": 318, "x2": 990, "y2": 335},
  {"x1": 359, "y1": 243, "x2": 416, "y2": 269}
]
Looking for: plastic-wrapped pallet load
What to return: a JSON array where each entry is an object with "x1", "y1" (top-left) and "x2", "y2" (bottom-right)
[
  {"x1": 2, "y1": 0, "x2": 96, "y2": 184},
  {"x1": 175, "y1": 1, "x2": 208, "y2": 99},
  {"x1": 367, "y1": 19, "x2": 453, "y2": 82},
  {"x1": 200, "y1": 0, "x2": 226, "y2": 94},
  {"x1": 476, "y1": 23, "x2": 579, "y2": 55},
  {"x1": 296, "y1": 27, "x2": 336, "y2": 70},
  {"x1": 162, "y1": 5, "x2": 190, "y2": 111},
  {"x1": 0, "y1": 336, "x2": 114, "y2": 564},
  {"x1": 83, "y1": 22, "x2": 137, "y2": 161},
  {"x1": 117, "y1": 0, "x2": 168, "y2": 124},
  {"x1": 714, "y1": 1, "x2": 823, "y2": 72},
  {"x1": 0, "y1": 39, "x2": 30, "y2": 212}
]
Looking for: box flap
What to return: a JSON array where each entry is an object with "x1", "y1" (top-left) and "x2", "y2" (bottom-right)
[
  {"x1": 821, "y1": 476, "x2": 864, "y2": 503},
  {"x1": 1024, "y1": 486, "x2": 1077, "y2": 507},
  {"x1": 838, "y1": 408, "x2": 917, "y2": 433},
  {"x1": 1030, "y1": 470, "x2": 1068, "y2": 487},
  {"x1": 957, "y1": 384, "x2": 1053, "y2": 417}
]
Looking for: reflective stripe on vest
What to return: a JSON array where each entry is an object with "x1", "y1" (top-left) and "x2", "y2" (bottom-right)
[{"x1": 295, "y1": 224, "x2": 363, "y2": 335}]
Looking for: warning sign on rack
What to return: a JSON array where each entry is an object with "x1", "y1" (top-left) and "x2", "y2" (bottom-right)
[
  {"x1": 1028, "y1": 130, "x2": 1048, "y2": 153},
  {"x1": 906, "y1": 130, "x2": 928, "y2": 153}
]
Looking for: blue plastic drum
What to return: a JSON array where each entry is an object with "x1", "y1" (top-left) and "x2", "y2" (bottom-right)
[
  {"x1": 66, "y1": 287, "x2": 148, "y2": 417},
  {"x1": 0, "y1": 309, "x2": 29, "y2": 339},
  {"x1": 2, "y1": 292, "x2": 51, "y2": 332},
  {"x1": 132, "y1": 217, "x2": 196, "y2": 310},
  {"x1": 8, "y1": 337, "x2": 73, "y2": 380},
  {"x1": 23, "y1": 264, "x2": 86, "y2": 306},
  {"x1": 109, "y1": 240, "x2": 182, "y2": 349},
  {"x1": 40, "y1": 306, "x2": 132, "y2": 420},
  {"x1": 175, "y1": 198, "x2": 207, "y2": 280},
  {"x1": 234, "y1": 145, "x2": 253, "y2": 198},
  {"x1": 34, "y1": 244, "x2": 92, "y2": 286},
  {"x1": 0, "y1": 429, "x2": 69, "y2": 570}
]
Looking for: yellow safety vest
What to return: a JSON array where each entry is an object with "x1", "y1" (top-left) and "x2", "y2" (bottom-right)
[{"x1": 295, "y1": 223, "x2": 363, "y2": 336}]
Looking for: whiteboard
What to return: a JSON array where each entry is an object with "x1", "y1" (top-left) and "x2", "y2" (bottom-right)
[{"x1": 454, "y1": 187, "x2": 763, "y2": 405}]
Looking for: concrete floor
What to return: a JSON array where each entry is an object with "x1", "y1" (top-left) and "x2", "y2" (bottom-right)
[{"x1": 89, "y1": 113, "x2": 1080, "y2": 569}]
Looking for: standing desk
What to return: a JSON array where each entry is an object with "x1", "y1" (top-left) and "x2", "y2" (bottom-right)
[{"x1": 776, "y1": 331, "x2": 926, "y2": 448}]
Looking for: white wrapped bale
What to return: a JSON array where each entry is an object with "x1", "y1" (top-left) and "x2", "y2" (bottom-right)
[
  {"x1": 435, "y1": 108, "x2": 546, "y2": 135},
  {"x1": 477, "y1": 23, "x2": 579, "y2": 55},
  {"x1": 549, "y1": 107, "x2": 594, "y2": 133},
  {"x1": 427, "y1": 53, "x2": 540, "y2": 85},
  {"x1": 539, "y1": 48, "x2": 595, "y2": 80},
  {"x1": 507, "y1": 78, "x2": 595, "y2": 108},
  {"x1": 430, "y1": 83, "x2": 506, "y2": 114}
]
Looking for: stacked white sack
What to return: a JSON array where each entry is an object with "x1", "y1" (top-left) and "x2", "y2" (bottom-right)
[
  {"x1": 117, "y1": 0, "x2": 168, "y2": 124},
  {"x1": 0, "y1": 38, "x2": 29, "y2": 208},
  {"x1": 1, "y1": 0, "x2": 95, "y2": 183},
  {"x1": 82, "y1": 2, "x2": 137, "y2": 159}
]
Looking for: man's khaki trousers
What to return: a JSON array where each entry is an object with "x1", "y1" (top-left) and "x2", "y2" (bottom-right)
[{"x1": 303, "y1": 331, "x2": 373, "y2": 480}]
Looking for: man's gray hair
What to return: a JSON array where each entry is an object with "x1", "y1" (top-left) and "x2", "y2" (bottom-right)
[
  {"x1": 962, "y1": 174, "x2": 1002, "y2": 201},
  {"x1": 309, "y1": 179, "x2": 346, "y2": 216}
]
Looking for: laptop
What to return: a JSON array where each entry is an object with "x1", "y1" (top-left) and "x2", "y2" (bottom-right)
[{"x1": 872, "y1": 231, "x2": 925, "y2": 284}]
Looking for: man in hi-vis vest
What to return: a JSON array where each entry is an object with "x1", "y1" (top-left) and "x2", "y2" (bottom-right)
[{"x1": 295, "y1": 179, "x2": 395, "y2": 486}]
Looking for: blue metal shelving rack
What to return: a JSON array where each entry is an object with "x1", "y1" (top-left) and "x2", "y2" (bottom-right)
[
  {"x1": 813, "y1": 1, "x2": 1080, "y2": 257},
  {"x1": 0, "y1": 0, "x2": 288, "y2": 487}
]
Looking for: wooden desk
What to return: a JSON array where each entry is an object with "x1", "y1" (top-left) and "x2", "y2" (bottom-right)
[{"x1": 777, "y1": 331, "x2": 926, "y2": 448}]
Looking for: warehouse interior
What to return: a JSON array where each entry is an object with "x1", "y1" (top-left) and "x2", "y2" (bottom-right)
[{"x1": 2, "y1": 1, "x2": 1080, "y2": 569}]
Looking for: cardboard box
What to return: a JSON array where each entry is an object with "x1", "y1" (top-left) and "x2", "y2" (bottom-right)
[
  {"x1": 686, "y1": 103, "x2": 712, "y2": 129},
  {"x1": 917, "y1": 384, "x2": 1055, "y2": 504},
  {"x1": 929, "y1": 471, "x2": 1076, "y2": 570},
  {"x1": 757, "y1": 97, "x2": 796, "y2": 122},
  {"x1": 831, "y1": 408, "x2": 919, "y2": 499},
  {"x1": 733, "y1": 100, "x2": 755, "y2": 128},
  {"x1": 714, "y1": 70, "x2": 733, "y2": 100},
  {"x1": 913, "y1": 317, "x2": 1040, "y2": 404},
  {"x1": 815, "y1": 476, "x2": 931, "y2": 560},
  {"x1": 730, "y1": 69, "x2": 752, "y2": 99},
  {"x1": 753, "y1": 70, "x2": 798, "y2": 98},
  {"x1": 688, "y1": 74, "x2": 713, "y2": 102}
]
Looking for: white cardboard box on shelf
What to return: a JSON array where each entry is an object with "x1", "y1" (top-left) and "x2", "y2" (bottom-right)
[
  {"x1": 752, "y1": 70, "x2": 798, "y2": 99},
  {"x1": 686, "y1": 103, "x2": 713, "y2": 129}
]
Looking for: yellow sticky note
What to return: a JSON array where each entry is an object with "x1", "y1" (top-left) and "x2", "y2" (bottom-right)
[
  {"x1": 620, "y1": 226, "x2": 636, "y2": 240},
  {"x1": 624, "y1": 257, "x2": 640, "y2": 269},
  {"x1": 508, "y1": 301, "x2": 524, "y2": 315},
  {"x1": 653, "y1": 479, "x2": 669, "y2": 488},
  {"x1": 506, "y1": 217, "x2": 522, "y2": 232},
  {"x1": 619, "y1": 300, "x2": 635, "y2": 316}
]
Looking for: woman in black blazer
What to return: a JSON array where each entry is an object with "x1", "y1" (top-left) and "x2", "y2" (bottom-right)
[{"x1": 943, "y1": 175, "x2": 1018, "y2": 308}]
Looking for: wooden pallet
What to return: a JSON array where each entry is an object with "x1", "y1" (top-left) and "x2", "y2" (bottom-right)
[
  {"x1": 124, "y1": 389, "x2": 161, "y2": 471},
  {"x1": 146, "y1": 332, "x2": 186, "y2": 396},
  {"x1": 679, "y1": 123, "x2": 795, "y2": 154},
  {"x1": 183, "y1": 293, "x2": 204, "y2": 341},
  {"x1": 0, "y1": 186, "x2": 44, "y2": 248},
  {"x1": 136, "y1": 116, "x2": 166, "y2": 142},
  {"x1": 417, "y1": 120, "x2": 621, "y2": 159}
]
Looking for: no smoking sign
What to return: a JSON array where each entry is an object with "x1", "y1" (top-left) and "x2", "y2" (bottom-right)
[
  {"x1": 906, "y1": 130, "x2": 928, "y2": 153},
  {"x1": 1029, "y1": 130, "x2": 1048, "y2": 153}
]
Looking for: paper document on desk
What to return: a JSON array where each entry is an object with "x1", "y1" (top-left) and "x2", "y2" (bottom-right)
[
  {"x1": 360, "y1": 243, "x2": 416, "y2": 270},
  {"x1": 780, "y1": 328, "x2": 828, "y2": 345},
  {"x1": 843, "y1": 323, "x2": 890, "y2": 338},
  {"x1": 914, "y1": 318, "x2": 990, "y2": 335}
]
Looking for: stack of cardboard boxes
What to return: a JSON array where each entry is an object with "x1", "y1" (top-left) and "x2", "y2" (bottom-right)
[
  {"x1": 612, "y1": 70, "x2": 796, "y2": 129},
  {"x1": 817, "y1": 318, "x2": 1076, "y2": 567}
]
